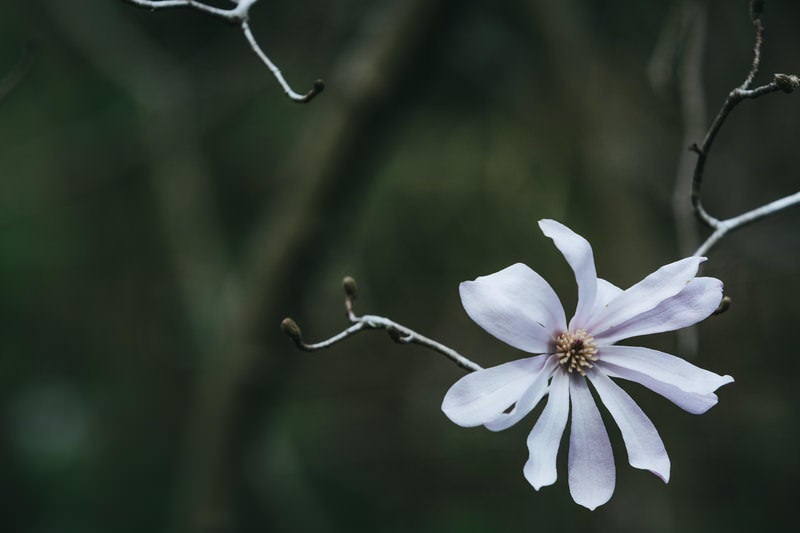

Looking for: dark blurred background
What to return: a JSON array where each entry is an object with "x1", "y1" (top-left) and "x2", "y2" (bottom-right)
[{"x1": 1, "y1": 0, "x2": 799, "y2": 531}]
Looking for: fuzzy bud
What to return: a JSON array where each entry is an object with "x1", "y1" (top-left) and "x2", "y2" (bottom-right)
[
  {"x1": 280, "y1": 317, "x2": 302, "y2": 341},
  {"x1": 774, "y1": 73, "x2": 800, "y2": 94},
  {"x1": 713, "y1": 296, "x2": 732, "y2": 316},
  {"x1": 750, "y1": 0, "x2": 765, "y2": 21},
  {"x1": 342, "y1": 276, "x2": 358, "y2": 300}
]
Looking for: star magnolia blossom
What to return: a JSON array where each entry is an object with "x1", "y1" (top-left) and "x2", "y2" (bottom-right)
[{"x1": 442, "y1": 219, "x2": 733, "y2": 510}]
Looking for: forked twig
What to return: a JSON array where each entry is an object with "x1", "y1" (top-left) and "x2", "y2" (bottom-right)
[
  {"x1": 691, "y1": 1, "x2": 800, "y2": 255},
  {"x1": 123, "y1": 0, "x2": 324, "y2": 102},
  {"x1": 281, "y1": 277, "x2": 482, "y2": 373}
]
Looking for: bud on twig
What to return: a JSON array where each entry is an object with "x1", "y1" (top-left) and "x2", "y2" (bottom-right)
[
  {"x1": 713, "y1": 296, "x2": 732, "y2": 316},
  {"x1": 280, "y1": 317, "x2": 303, "y2": 342},
  {"x1": 343, "y1": 276, "x2": 358, "y2": 300},
  {"x1": 774, "y1": 73, "x2": 800, "y2": 94},
  {"x1": 750, "y1": 0, "x2": 765, "y2": 22}
]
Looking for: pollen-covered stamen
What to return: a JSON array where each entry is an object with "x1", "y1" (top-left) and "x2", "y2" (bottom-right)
[{"x1": 555, "y1": 329, "x2": 598, "y2": 376}]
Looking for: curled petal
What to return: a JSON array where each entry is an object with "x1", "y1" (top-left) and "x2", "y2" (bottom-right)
[
  {"x1": 588, "y1": 369, "x2": 670, "y2": 482},
  {"x1": 460, "y1": 263, "x2": 566, "y2": 353},
  {"x1": 485, "y1": 358, "x2": 557, "y2": 432},
  {"x1": 442, "y1": 355, "x2": 548, "y2": 428},
  {"x1": 598, "y1": 345, "x2": 733, "y2": 395},
  {"x1": 595, "y1": 277, "x2": 723, "y2": 345},
  {"x1": 587, "y1": 256, "x2": 706, "y2": 336},
  {"x1": 568, "y1": 375, "x2": 615, "y2": 510},
  {"x1": 538, "y1": 219, "x2": 598, "y2": 330},
  {"x1": 523, "y1": 370, "x2": 570, "y2": 490},
  {"x1": 599, "y1": 361, "x2": 722, "y2": 414}
]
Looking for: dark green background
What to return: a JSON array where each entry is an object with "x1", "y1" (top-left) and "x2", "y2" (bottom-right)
[{"x1": 1, "y1": 0, "x2": 799, "y2": 531}]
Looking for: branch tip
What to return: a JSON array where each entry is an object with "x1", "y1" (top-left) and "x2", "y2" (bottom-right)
[
  {"x1": 280, "y1": 317, "x2": 303, "y2": 342},
  {"x1": 750, "y1": 0, "x2": 765, "y2": 22},
  {"x1": 713, "y1": 296, "x2": 732, "y2": 316},
  {"x1": 342, "y1": 276, "x2": 358, "y2": 300},
  {"x1": 774, "y1": 73, "x2": 799, "y2": 94},
  {"x1": 294, "y1": 79, "x2": 325, "y2": 103}
]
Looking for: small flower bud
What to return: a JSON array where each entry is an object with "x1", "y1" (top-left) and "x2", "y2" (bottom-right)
[
  {"x1": 280, "y1": 317, "x2": 302, "y2": 341},
  {"x1": 774, "y1": 73, "x2": 800, "y2": 94},
  {"x1": 342, "y1": 276, "x2": 358, "y2": 300},
  {"x1": 713, "y1": 296, "x2": 732, "y2": 316},
  {"x1": 750, "y1": 0, "x2": 765, "y2": 21}
]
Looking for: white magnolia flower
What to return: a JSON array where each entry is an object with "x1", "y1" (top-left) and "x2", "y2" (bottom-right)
[{"x1": 442, "y1": 219, "x2": 733, "y2": 510}]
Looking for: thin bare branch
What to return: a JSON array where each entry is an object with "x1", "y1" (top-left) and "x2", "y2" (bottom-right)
[
  {"x1": 690, "y1": 1, "x2": 800, "y2": 254},
  {"x1": 282, "y1": 278, "x2": 483, "y2": 373},
  {"x1": 240, "y1": 20, "x2": 324, "y2": 102},
  {"x1": 123, "y1": 0, "x2": 323, "y2": 102},
  {"x1": 694, "y1": 189, "x2": 800, "y2": 256}
]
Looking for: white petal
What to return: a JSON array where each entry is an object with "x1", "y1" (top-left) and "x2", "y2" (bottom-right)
[
  {"x1": 523, "y1": 370, "x2": 570, "y2": 489},
  {"x1": 588, "y1": 369, "x2": 670, "y2": 482},
  {"x1": 567, "y1": 375, "x2": 615, "y2": 510},
  {"x1": 598, "y1": 345, "x2": 734, "y2": 394},
  {"x1": 599, "y1": 361, "x2": 722, "y2": 414},
  {"x1": 595, "y1": 277, "x2": 723, "y2": 345},
  {"x1": 587, "y1": 256, "x2": 706, "y2": 337},
  {"x1": 460, "y1": 263, "x2": 566, "y2": 353},
  {"x1": 442, "y1": 355, "x2": 548, "y2": 428},
  {"x1": 485, "y1": 358, "x2": 558, "y2": 432},
  {"x1": 538, "y1": 219, "x2": 598, "y2": 330},
  {"x1": 592, "y1": 278, "x2": 623, "y2": 316}
]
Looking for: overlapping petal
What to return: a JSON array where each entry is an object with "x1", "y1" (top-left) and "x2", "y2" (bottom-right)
[
  {"x1": 599, "y1": 361, "x2": 722, "y2": 414},
  {"x1": 595, "y1": 277, "x2": 723, "y2": 345},
  {"x1": 446, "y1": 219, "x2": 732, "y2": 510},
  {"x1": 442, "y1": 355, "x2": 548, "y2": 428},
  {"x1": 588, "y1": 369, "x2": 670, "y2": 482},
  {"x1": 538, "y1": 219, "x2": 598, "y2": 330},
  {"x1": 586, "y1": 256, "x2": 706, "y2": 336},
  {"x1": 523, "y1": 370, "x2": 569, "y2": 490},
  {"x1": 598, "y1": 345, "x2": 733, "y2": 394},
  {"x1": 460, "y1": 263, "x2": 566, "y2": 353},
  {"x1": 592, "y1": 278, "x2": 623, "y2": 316},
  {"x1": 567, "y1": 375, "x2": 615, "y2": 510},
  {"x1": 485, "y1": 358, "x2": 558, "y2": 432}
]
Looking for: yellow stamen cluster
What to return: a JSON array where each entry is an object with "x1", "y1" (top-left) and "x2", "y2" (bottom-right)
[{"x1": 555, "y1": 329, "x2": 598, "y2": 375}]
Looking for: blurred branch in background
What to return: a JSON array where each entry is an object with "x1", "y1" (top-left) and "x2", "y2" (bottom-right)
[
  {"x1": 123, "y1": 0, "x2": 324, "y2": 102},
  {"x1": 648, "y1": 0, "x2": 707, "y2": 259},
  {"x1": 282, "y1": 277, "x2": 483, "y2": 373},
  {"x1": 0, "y1": 41, "x2": 35, "y2": 105},
  {"x1": 690, "y1": 0, "x2": 800, "y2": 256},
  {"x1": 650, "y1": 0, "x2": 708, "y2": 354}
]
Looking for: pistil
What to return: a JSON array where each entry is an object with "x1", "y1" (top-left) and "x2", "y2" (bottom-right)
[{"x1": 555, "y1": 329, "x2": 598, "y2": 375}]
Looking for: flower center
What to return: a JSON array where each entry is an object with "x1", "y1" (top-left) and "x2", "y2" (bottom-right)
[{"x1": 555, "y1": 329, "x2": 598, "y2": 375}]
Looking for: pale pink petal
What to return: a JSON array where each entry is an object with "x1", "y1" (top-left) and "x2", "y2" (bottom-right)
[
  {"x1": 599, "y1": 361, "x2": 721, "y2": 414},
  {"x1": 568, "y1": 375, "x2": 615, "y2": 510},
  {"x1": 538, "y1": 219, "x2": 598, "y2": 330},
  {"x1": 598, "y1": 345, "x2": 733, "y2": 394},
  {"x1": 595, "y1": 277, "x2": 723, "y2": 345},
  {"x1": 523, "y1": 370, "x2": 570, "y2": 489},
  {"x1": 586, "y1": 256, "x2": 706, "y2": 336},
  {"x1": 485, "y1": 358, "x2": 558, "y2": 432},
  {"x1": 442, "y1": 355, "x2": 548, "y2": 428},
  {"x1": 592, "y1": 278, "x2": 623, "y2": 316},
  {"x1": 588, "y1": 369, "x2": 670, "y2": 482},
  {"x1": 460, "y1": 263, "x2": 566, "y2": 353}
]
